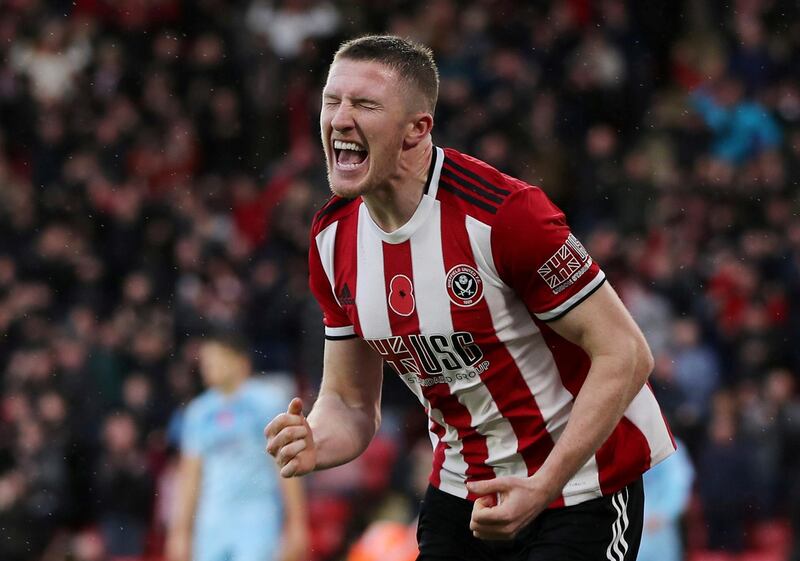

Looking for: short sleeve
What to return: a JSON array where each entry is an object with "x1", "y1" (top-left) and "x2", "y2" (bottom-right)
[
  {"x1": 491, "y1": 187, "x2": 605, "y2": 321},
  {"x1": 181, "y1": 401, "x2": 204, "y2": 457},
  {"x1": 309, "y1": 222, "x2": 356, "y2": 339}
]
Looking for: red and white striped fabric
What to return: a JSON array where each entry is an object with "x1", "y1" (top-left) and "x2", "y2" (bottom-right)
[{"x1": 308, "y1": 146, "x2": 675, "y2": 507}]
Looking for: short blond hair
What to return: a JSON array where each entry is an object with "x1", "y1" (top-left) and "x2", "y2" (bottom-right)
[{"x1": 334, "y1": 35, "x2": 440, "y2": 113}]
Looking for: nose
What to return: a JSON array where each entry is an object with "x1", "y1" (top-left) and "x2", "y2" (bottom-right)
[{"x1": 330, "y1": 103, "x2": 354, "y2": 132}]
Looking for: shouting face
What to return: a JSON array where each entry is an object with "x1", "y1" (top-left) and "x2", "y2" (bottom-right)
[{"x1": 320, "y1": 58, "x2": 417, "y2": 199}]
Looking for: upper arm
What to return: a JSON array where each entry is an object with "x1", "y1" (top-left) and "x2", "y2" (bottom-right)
[
  {"x1": 546, "y1": 282, "x2": 651, "y2": 366},
  {"x1": 491, "y1": 187, "x2": 651, "y2": 373},
  {"x1": 309, "y1": 219, "x2": 355, "y2": 340},
  {"x1": 173, "y1": 403, "x2": 204, "y2": 528},
  {"x1": 181, "y1": 403, "x2": 204, "y2": 456},
  {"x1": 319, "y1": 337, "x2": 384, "y2": 413},
  {"x1": 308, "y1": 217, "x2": 383, "y2": 423},
  {"x1": 175, "y1": 453, "x2": 202, "y2": 520},
  {"x1": 492, "y1": 187, "x2": 605, "y2": 322},
  {"x1": 179, "y1": 454, "x2": 203, "y2": 489}
]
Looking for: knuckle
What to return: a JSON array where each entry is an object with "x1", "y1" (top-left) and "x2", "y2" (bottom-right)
[
  {"x1": 278, "y1": 443, "x2": 301, "y2": 464},
  {"x1": 275, "y1": 448, "x2": 289, "y2": 465}
]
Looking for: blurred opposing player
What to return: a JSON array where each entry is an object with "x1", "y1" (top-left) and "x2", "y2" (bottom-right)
[
  {"x1": 266, "y1": 35, "x2": 675, "y2": 560},
  {"x1": 168, "y1": 332, "x2": 308, "y2": 561},
  {"x1": 638, "y1": 439, "x2": 694, "y2": 561}
]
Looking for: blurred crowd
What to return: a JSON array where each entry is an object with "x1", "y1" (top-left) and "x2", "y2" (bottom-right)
[{"x1": 1, "y1": 0, "x2": 799, "y2": 560}]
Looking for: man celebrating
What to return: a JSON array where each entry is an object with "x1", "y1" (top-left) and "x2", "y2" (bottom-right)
[{"x1": 266, "y1": 35, "x2": 675, "y2": 561}]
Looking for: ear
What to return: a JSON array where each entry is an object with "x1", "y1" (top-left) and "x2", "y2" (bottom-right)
[{"x1": 403, "y1": 112, "x2": 434, "y2": 149}]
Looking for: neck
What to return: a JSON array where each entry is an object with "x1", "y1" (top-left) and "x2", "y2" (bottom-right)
[
  {"x1": 362, "y1": 139, "x2": 433, "y2": 233},
  {"x1": 219, "y1": 373, "x2": 247, "y2": 395}
]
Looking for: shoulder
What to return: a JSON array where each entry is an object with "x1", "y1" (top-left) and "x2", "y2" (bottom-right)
[
  {"x1": 184, "y1": 391, "x2": 216, "y2": 420},
  {"x1": 311, "y1": 194, "x2": 361, "y2": 237},
  {"x1": 437, "y1": 147, "x2": 544, "y2": 225},
  {"x1": 245, "y1": 376, "x2": 292, "y2": 410}
]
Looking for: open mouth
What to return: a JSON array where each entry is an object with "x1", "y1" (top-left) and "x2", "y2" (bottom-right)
[{"x1": 333, "y1": 139, "x2": 369, "y2": 171}]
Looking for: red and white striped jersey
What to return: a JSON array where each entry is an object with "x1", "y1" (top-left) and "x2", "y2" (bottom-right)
[{"x1": 309, "y1": 146, "x2": 675, "y2": 507}]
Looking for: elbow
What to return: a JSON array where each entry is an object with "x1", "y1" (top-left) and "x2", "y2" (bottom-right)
[
  {"x1": 617, "y1": 331, "x2": 653, "y2": 390},
  {"x1": 634, "y1": 338, "x2": 655, "y2": 386},
  {"x1": 371, "y1": 406, "x2": 382, "y2": 437}
]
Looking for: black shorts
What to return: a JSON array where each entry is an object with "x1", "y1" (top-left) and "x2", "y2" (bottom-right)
[{"x1": 416, "y1": 478, "x2": 643, "y2": 561}]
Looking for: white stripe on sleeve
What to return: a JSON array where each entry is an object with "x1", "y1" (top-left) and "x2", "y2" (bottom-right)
[
  {"x1": 324, "y1": 325, "x2": 355, "y2": 338},
  {"x1": 535, "y1": 269, "x2": 606, "y2": 321}
]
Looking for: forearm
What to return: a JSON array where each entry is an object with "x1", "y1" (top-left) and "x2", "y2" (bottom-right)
[
  {"x1": 534, "y1": 353, "x2": 647, "y2": 497},
  {"x1": 464, "y1": 351, "x2": 650, "y2": 541},
  {"x1": 307, "y1": 391, "x2": 380, "y2": 470},
  {"x1": 279, "y1": 476, "x2": 308, "y2": 561},
  {"x1": 167, "y1": 489, "x2": 195, "y2": 561}
]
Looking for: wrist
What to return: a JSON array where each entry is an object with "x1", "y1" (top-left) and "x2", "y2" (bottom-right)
[{"x1": 528, "y1": 466, "x2": 568, "y2": 502}]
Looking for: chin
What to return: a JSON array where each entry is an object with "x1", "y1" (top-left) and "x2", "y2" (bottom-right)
[
  {"x1": 330, "y1": 187, "x2": 361, "y2": 200},
  {"x1": 329, "y1": 174, "x2": 371, "y2": 200}
]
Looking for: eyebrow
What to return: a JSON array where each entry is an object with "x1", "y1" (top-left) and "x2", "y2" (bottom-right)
[{"x1": 322, "y1": 93, "x2": 381, "y2": 106}]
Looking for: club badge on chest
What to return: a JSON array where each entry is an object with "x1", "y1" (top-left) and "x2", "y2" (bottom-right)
[{"x1": 446, "y1": 265, "x2": 484, "y2": 307}]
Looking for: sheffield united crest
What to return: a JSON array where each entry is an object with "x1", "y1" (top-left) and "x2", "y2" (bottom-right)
[{"x1": 446, "y1": 265, "x2": 483, "y2": 307}]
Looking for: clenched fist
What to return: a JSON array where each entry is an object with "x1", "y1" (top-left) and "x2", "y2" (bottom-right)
[
  {"x1": 466, "y1": 476, "x2": 555, "y2": 540},
  {"x1": 264, "y1": 397, "x2": 317, "y2": 477}
]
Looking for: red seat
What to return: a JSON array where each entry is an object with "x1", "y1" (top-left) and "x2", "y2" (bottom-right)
[
  {"x1": 308, "y1": 495, "x2": 352, "y2": 561},
  {"x1": 748, "y1": 520, "x2": 791, "y2": 555},
  {"x1": 738, "y1": 552, "x2": 784, "y2": 561},
  {"x1": 688, "y1": 552, "x2": 736, "y2": 561}
]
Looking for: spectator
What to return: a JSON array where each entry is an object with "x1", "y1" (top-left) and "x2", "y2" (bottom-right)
[
  {"x1": 670, "y1": 318, "x2": 721, "y2": 422},
  {"x1": 690, "y1": 76, "x2": 781, "y2": 165},
  {"x1": 0, "y1": 466, "x2": 36, "y2": 561},
  {"x1": 10, "y1": 19, "x2": 91, "y2": 105},
  {"x1": 697, "y1": 405, "x2": 755, "y2": 553},
  {"x1": 246, "y1": 0, "x2": 341, "y2": 59},
  {"x1": 93, "y1": 411, "x2": 153, "y2": 558},
  {"x1": 12, "y1": 419, "x2": 68, "y2": 559}
]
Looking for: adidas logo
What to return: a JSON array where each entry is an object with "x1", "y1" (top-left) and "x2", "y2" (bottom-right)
[{"x1": 338, "y1": 283, "x2": 355, "y2": 306}]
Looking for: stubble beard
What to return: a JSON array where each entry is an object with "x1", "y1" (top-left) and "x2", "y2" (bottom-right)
[
  {"x1": 325, "y1": 137, "x2": 402, "y2": 200},
  {"x1": 328, "y1": 170, "x2": 370, "y2": 200},
  {"x1": 327, "y1": 155, "x2": 388, "y2": 200}
]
